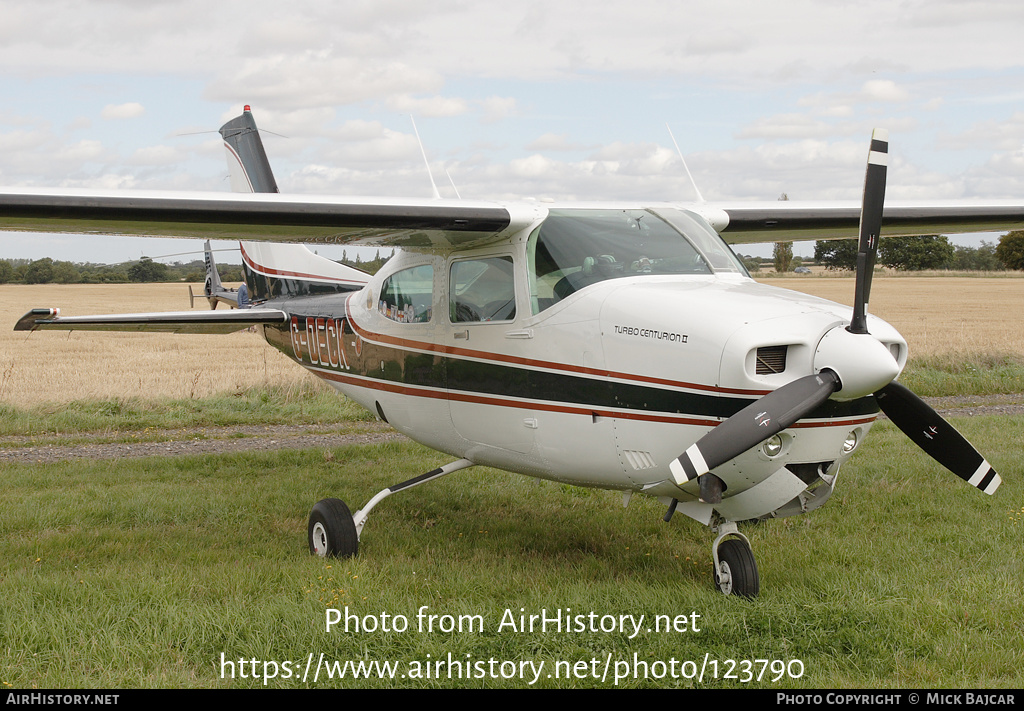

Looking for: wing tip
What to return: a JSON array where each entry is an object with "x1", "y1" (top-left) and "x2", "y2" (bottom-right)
[{"x1": 14, "y1": 308, "x2": 59, "y2": 332}]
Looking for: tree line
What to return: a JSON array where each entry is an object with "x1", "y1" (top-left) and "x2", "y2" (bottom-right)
[
  {"x1": 0, "y1": 257, "x2": 220, "y2": 285},
  {"x1": 3, "y1": 235, "x2": 1020, "y2": 284},
  {"x1": 0, "y1": 249, "x2": 395, "y2": 284},
  {"x1": 813, "y1": 230, "x2": 1024, "y2": 271}
]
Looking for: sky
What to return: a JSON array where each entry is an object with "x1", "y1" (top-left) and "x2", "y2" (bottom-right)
[{"x1": 1, "y1": 0, "x2": 1023, "y2": 263}]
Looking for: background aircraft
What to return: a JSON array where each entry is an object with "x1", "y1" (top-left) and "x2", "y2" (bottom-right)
[{"x1": 188, "y1": 239, "x2": 246, "y2": 309}]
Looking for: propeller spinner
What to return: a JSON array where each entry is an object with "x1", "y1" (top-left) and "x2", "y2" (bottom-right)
[{"x1": 670, "y1": 129, "x2": 1000, "y2": 502}]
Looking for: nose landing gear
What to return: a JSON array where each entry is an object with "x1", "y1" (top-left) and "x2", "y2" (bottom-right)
[{"x1": 712, "y1": 521, "x2": 759, "y2": 598}]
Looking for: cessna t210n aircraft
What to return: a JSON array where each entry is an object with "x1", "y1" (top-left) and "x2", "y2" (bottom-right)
[{"x1": 7, "y1": 110, "x2": 1023, "y2": 597}]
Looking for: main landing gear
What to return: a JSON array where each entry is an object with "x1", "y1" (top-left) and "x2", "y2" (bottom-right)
[
  {"x1": 308, "y1": 498, "x2": 358, "y2": 557},
  {"x1": 711, "y1": 520, "x2": 759, "y2": 598},
  {"x1": 309, "y1": 459, "x2": 760, "y2": 599},
  {"x1": 307, "y1": 458, "x2": 476, "y2": 558}
]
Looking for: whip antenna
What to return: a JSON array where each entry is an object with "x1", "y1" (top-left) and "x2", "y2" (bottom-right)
[
  {"x1": 411, "y1": 116, "x2": 441, "y2": 200},
  {"x1": 666, "y1": 123, "x2": 704, "y2": 203}
]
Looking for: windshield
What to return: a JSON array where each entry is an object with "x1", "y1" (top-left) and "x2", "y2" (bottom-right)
[{"x1": 526, "y1": 208, "x2": 744, "y2": 314}]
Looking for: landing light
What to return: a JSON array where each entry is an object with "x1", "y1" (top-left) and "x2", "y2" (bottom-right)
[{"x1": 843, "y1": 430, "x2": 859, "y2": 454}]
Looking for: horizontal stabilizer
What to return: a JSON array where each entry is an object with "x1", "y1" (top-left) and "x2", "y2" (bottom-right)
[
  {"x1": 15, "y1": 307, "x2": 288, "y2": 334},
  {"x1": 241, "y1": 241, "x2": 368, "y2": 302}
]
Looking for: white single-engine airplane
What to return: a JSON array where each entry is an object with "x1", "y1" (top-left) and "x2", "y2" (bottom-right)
[{"x1": 7, "y1": 109, "x2": 1021, "y2": 597}]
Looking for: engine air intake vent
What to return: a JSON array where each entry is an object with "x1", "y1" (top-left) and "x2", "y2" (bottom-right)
[{"x1": 756, "y1": 345, "x2": 788, "y2": 375}]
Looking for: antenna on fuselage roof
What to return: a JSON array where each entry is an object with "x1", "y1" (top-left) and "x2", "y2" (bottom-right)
[
  {"x1": 666, "y1": 123, "x2": 705, "y2": 203},
  {"x1": 410, "y1": 116, "x2": 442, "y2": 200}
]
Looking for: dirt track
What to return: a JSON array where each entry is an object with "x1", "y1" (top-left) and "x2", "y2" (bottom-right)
[
  {"x1": 0, "y1": 420, "x2": 404, "y2": 464},
  {"x1": 2, "y1": 395, "x2": 1021, "y2": 465}
]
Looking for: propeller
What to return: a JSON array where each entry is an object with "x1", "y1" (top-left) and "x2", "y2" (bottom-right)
[
  {"x1": 670, "y1": 128, "x2": 1000, "y2": 502},
  {"x1": 669, "y1": 371, "x2": 840, "y2": 500},
  {"x1": 849, "y1": 129, "x2": 888, "y2": 335},
  {"x1": 875, "y1": 381, "x2": 1001, "y2": 494}
]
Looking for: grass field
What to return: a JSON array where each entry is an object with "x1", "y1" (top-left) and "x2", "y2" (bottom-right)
[
  {"x1": 2, "y1": 424, "x2": 1021, "y2": 689},
  {"x1": 1, "y1": 277, "x2": 1022, "y2": 689}
]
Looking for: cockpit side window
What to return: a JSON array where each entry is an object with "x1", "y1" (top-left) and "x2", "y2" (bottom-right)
[
  {"x1": 378, "y1": 264, "x2": 433, "y2": 323},
  {"x1": 527, "y1": 209, "x2": 715, "y2": 314},
  {"x1": 449, "y1": 256, "x2": 517, "y2": 323}
]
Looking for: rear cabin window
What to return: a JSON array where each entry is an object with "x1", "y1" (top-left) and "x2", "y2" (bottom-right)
[{"x1": 378, "y1": 264, "x2": 433, "y2": 323}]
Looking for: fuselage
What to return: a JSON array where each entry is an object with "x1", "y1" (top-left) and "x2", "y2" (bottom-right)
[{"x1": 257, "y1": 206, "x2": 907, "y2": 522}]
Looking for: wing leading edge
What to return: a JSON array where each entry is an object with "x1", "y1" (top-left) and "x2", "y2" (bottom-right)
[
  {"x1": 2, "y1": 189, "x2": 1023, "y2": 249},
  {"x1": 714, "y1": 200, "x2": 1024, "y2": 244},
  {"x1": 0, "y1": 188, "x2": 541, "y2": 251}
]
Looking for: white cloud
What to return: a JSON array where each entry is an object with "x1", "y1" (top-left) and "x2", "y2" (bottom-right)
[
  {"x1": 525, "y1": 133, "x2": 590, "y2": 151},
  {"x1": 737, "y1": 114, "x2": 836, "y2": 140},
  {"x1": 860, "y1": 80, "x2": 909, "y2": 103},
  {"x1": 479, "y1": 96, "x2": 517, "y2": 124},
  {"x1": 385, "y1": 94, "x2": 469, "y2": 117},
  {"x1": 59, "y1": 173, "x2": 139, "y2": 190},
  {"x1": 945, "y1": 111, "x2": 1024, "y2": 152},
  {"x1": 0, "y1": 0, "x2": 1022, "y2": 230},
  {"x1": 964, "y1": 149, "x2": 1024, "y2": 198},
  {"x1": 56, "y1": 139, "x2": 105, "y2": 164},
  {"x1": 128, "y1": 144, "x2": 181, "y2": 166},
  {"x1": 509, "y1": 154, "x2": 557, "y2": 179},
  {"x1": 101, "y1": 102, "x2": 145, "y2": 120},
  {"x1": 204, "y1": 52, "x2": 444, "y2": 109}
]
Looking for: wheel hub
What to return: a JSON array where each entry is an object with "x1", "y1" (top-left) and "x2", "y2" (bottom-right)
[
  {"x1": 717, "y1": 560, "x2": 733, "y2": 595},
  {"x1": 311, "y1": 522, "x2": 328, "y2": 556}
]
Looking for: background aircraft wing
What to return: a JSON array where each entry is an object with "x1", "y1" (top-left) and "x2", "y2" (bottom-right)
[
  {"x1": 14, "y1": 307, "x2": 288, "y2": 334},
  {"x1": 712, "y1": 200, "x2": 1024, "y2": 244},
  {"x1": 0, "y1": 188, "x2": 540, "y2": 251}
]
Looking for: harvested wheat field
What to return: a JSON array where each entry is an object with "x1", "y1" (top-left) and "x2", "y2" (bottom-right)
[
  {"x1": 2, "y1": 276, "x2": 1022, "y2": 408},
  {"x1": 1, "y1": 283, "x2": 310, "y2": 407}
]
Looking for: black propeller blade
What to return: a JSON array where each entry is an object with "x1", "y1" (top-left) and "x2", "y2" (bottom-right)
[
  {"x1": 876, "y1": 382, "x2": 1001, "y2": 494},
  {"x1": 670, "y1": 371, "x2": 841, "y2": 502},
  {"x1": 847, "y1": 131, "x2": 1001, "y2": 495},
  {"x1": 849, "y1": 128, "x2": 887, "y2": 335}
]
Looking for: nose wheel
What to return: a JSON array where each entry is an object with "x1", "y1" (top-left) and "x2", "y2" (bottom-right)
[{"x1": 712, "y1": 523, "x2": 759, "y2": 598}]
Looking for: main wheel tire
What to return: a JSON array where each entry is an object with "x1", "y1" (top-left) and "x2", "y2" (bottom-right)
[
  {"x1": 308, "y1": 498, "x2": 358, "y2": 558},
  {"x1": 714, "y1": 538, "x2": 759, "y2": 598}
]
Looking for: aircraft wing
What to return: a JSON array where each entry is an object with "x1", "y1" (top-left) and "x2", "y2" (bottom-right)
[
  {"x1": 3, "y1": 188, "x2": 1023, "y2": 249},
  {"x1": 712, "y1": 200, "x2": 1024, "y2": 244},
  {"x1": 14, "y1": 307, "x2": 288, "y2": 334},
  {"x1": 0, "y1": 188, "x2": 539, "y2": 251}
]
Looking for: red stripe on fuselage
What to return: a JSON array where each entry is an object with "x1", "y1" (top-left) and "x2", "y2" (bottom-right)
[
  {"x1": 343, "y1": 298, "x2": 771, "y2": 398},
  {"x1": 305, "y1": 350, "x2": 878, "y2": 431}
]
